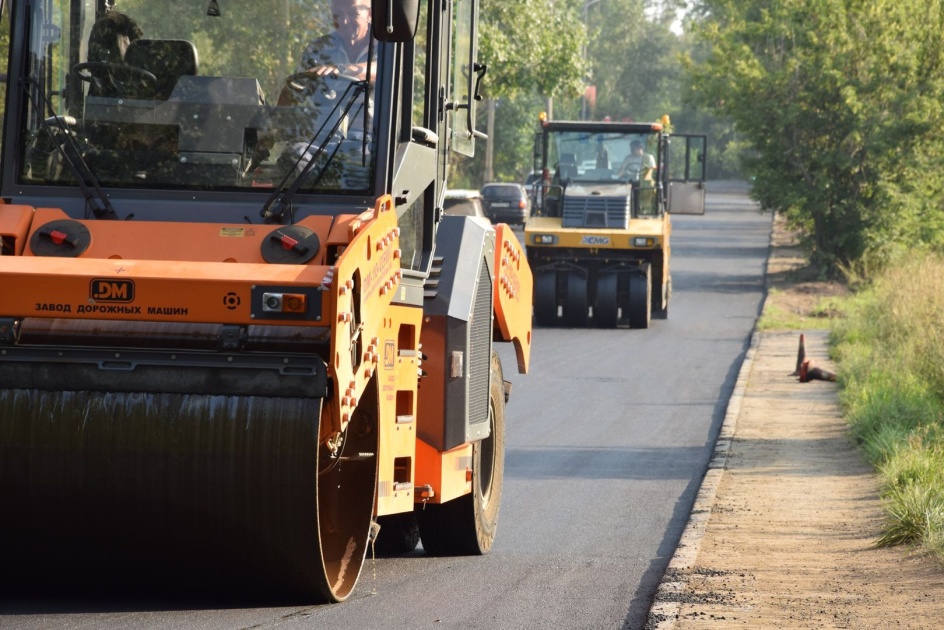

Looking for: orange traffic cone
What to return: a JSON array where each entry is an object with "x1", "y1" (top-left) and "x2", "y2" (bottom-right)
[
  {"x1": 807, "y1": 364, "x2": 837, "y2": 382},
  {"x1": 799, "y1": 357, "x2": 837, "y2": 383}
]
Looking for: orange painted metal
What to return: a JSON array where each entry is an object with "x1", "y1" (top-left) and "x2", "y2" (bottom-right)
[
  {"x1": 374, "y1": 303, "x2": 423, "y2": 517},
  {"x1": 414, "y1": 439, "x2": 473, "y2": 505},
  {"x1": 24, "y1": 208, "x2": 335, "y2": 263},
  {"x1": 325, "y1": 195, "x2": 402, "y2": 436},
  {"x1": 0, "y1": 254, "x2": 332, "y2": 324},
  {"x1": 492, "y1": 223, "x2": 532, "y2": 374},
  {"x1": 0, "y1": 206, "x2": 341, "y2": 325},
  {"x1": 0, "y1": 205, "x2": 36, "y2": 256}
]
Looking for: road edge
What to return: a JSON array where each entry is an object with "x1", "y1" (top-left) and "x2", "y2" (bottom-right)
[
  {"x1": 645, "y1": 330, "x2": 759, "y2": 630},
  {"x1": 646, "y1": 192, "x2": 770, "y2": 629}
]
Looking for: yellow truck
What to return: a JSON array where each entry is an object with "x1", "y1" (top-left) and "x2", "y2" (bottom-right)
[{"x1": 525, "y1": 116, "x2": 706, "y2": 328}]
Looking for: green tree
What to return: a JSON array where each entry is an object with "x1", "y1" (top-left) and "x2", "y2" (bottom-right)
[
  {"x1": 450, "y1": 0, "x2": 587, "y2": 187},
  {"x1": 587, "y1": 0, "x2": 684, "y2": 123},
  {"x1": 688, "y1": 0, "x2": 944, "y2": 273},
  {"x1": 478, "y1": 0, "x2": 587, "y2": 103}
]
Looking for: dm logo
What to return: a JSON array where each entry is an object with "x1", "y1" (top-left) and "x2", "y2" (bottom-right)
[{"x1": 90, "y1": 278, "x2": 135, "y2": 303}]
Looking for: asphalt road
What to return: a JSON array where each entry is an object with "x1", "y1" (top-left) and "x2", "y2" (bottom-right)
[{"x1": 0, "y1": 186, "x2": 770, "y2": 630}]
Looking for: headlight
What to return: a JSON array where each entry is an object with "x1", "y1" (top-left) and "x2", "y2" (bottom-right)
[
  {"x1": 632, "y1": 237, "x2": 655, "y2": 247},
  {"x1": 262, "y1": 292, "x2": 308, "y2": 314},
  {"x1": 532, "y1": 234, "x2": 557, "y2": 245},
  {"x1": 251, "y1": 286, "x2": 321, "y2": 321}
]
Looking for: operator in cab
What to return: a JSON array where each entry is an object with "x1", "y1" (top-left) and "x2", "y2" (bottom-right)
[
  {"x1": 271, "y1": 0, "x2": 378, "y2": 185},
  {"x1": 280, "y1": 0, "x2": 376, "y2": 105},
  {"x1": 618, "y1": 140, "x2": 656, "y2": 182}
]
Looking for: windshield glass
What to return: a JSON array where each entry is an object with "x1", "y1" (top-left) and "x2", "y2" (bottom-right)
[
  {"x1": 547, "y1": 130, "x2": 658, "y2": 183},
  {"x1": 18, "y1": 0, "x2": 379, "y2": 194}
]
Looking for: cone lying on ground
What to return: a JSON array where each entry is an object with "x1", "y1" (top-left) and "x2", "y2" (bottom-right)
[
  {"x1": 798, "y1": 358, "x2": 837, "y2": 383},
  {"x1": 790, "y1": 333, "x2": 806, "y2": 376}
]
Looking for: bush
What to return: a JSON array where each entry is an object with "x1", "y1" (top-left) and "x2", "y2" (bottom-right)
[{"x1": 833, "y1": 254, "x2": 944, "y2": 555}]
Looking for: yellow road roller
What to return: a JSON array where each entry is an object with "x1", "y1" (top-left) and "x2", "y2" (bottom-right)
[{"x1": 525, "y1": 115, "x2": 706, "y2": 328}]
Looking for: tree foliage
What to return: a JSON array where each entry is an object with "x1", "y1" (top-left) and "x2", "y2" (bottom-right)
[
  {"x1": 587, "y1": 0, "x2": 684, "y2": 122},
  {"x1": 478, "y1": 0, "x2": 587, "y2": 103},
  {"x1": 688, "y1": 0, "x2": 944, "y2": 273},
  {"x1": 451, "y1": 0, "x2": 587, "y2": 187},
  {"x1": 455, "y1": 0, "x2": 736, "y2": 188}
]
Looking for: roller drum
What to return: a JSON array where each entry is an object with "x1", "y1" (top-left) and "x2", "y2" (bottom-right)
[{"x1": 0, "y1": 382, "x2": 377, "y2": 601}]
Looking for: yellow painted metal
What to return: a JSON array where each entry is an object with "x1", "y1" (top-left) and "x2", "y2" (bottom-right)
[{"x1": 524, "y1": 215, "x2": 668, "y2": 251}]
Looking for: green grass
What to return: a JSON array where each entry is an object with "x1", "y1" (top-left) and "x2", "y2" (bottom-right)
[
  {"x1": 757, "y1": 293, "x2": 809, "y2": 330},
  {"x1": 756, "y1": 289, "x2": 841, "y2": 331},
  {"x1": 831, "y1": 254, "x2": 944, "y2": 558}
]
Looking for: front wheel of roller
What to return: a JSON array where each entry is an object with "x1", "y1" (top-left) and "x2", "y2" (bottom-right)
[
  {"x1": 418, "y1": 351, "x2": 505, "y2": 556},
  {"x1": 563, "y1": 273, "x2": 589, "y2": 327},
  {"x1": 534, "y1": 271, "x2": 558, "y2": 327},
  {"x1": 594, "y1": 274, "x2": 619, "y2": 328},
  {"x1": 0, "y1": 376, "x2": 380, "y2": 603}
]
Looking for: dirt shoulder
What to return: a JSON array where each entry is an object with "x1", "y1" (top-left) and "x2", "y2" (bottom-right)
[
  {"x1": 763, "y1": 214, "x2": 847, "y2": 326},
  {"x1": 646, "y1": 210, "x2": 944, "y2": 629}
]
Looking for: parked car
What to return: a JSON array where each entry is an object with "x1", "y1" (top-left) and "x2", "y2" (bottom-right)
[
  {"x1": 480, "y1": 182, "x2": 530, "y2": 226},
  {"x1": 443, "y1": 189, "x2": 488, "y2": 221}
]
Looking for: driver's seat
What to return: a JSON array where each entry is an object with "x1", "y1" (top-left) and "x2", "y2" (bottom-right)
[{"x1": 123, "y1": 39, "x2": 199, "y2": 100}]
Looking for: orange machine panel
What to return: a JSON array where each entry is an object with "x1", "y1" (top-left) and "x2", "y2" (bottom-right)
[
  {"x1": 0, "y1": 205, "x2": 35, "y2": 256},
  {"x1": 325, "y1": 195, "x2": 403, "y2": 437},
  {"x1": 23, "y1": 208, "x2": 334, "y2": 264},
  {"x1": 0, "y1": 255, "x2": 333, "y2": 325},
  {"x1": 493, "y1": 223, "x2": 532, "y2": 374}
]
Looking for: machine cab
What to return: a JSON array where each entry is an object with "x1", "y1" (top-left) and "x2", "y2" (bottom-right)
[
  {"x1": 0, "y1": 0, "x2": 482, "y2": 268},
  {"x1": 8, "y1": 1, "x2": 377, "y2": 201},
  {"x1": 530, "y1": 119, "x2": 707, "y2": 220}
]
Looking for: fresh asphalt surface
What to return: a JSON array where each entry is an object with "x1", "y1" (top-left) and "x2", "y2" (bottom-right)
[{"x1": 0, "y1": 187, "x2": 771, "y2": 629}]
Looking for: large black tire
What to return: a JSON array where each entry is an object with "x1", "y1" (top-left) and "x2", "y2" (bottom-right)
[
  {"x1": 418, "y1": 352, "x2": 505, "y2": 556},
  {"x1": 628, "y1": 263, "x2": 651, "y2": 329},
  {"x1": 534, "y1": 271, "x2": 558, "y2": 327},
  {"x1": 373, "y1": 512, "x2": 421, "y2": 556},
  {"x1": 594, "y1": 273, "x2": 619, "y2": 328},
  {"x1": 563, "y1": 272, "x2": 589, "y2": 327}
]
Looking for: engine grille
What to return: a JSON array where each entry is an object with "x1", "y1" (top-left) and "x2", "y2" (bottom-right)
[
  {"x1": 468, "y1": 262, "x2": 492, "y2": 426},
  {"x1": 562, "y1": 195, "x2": 631, "y2": 229}
]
